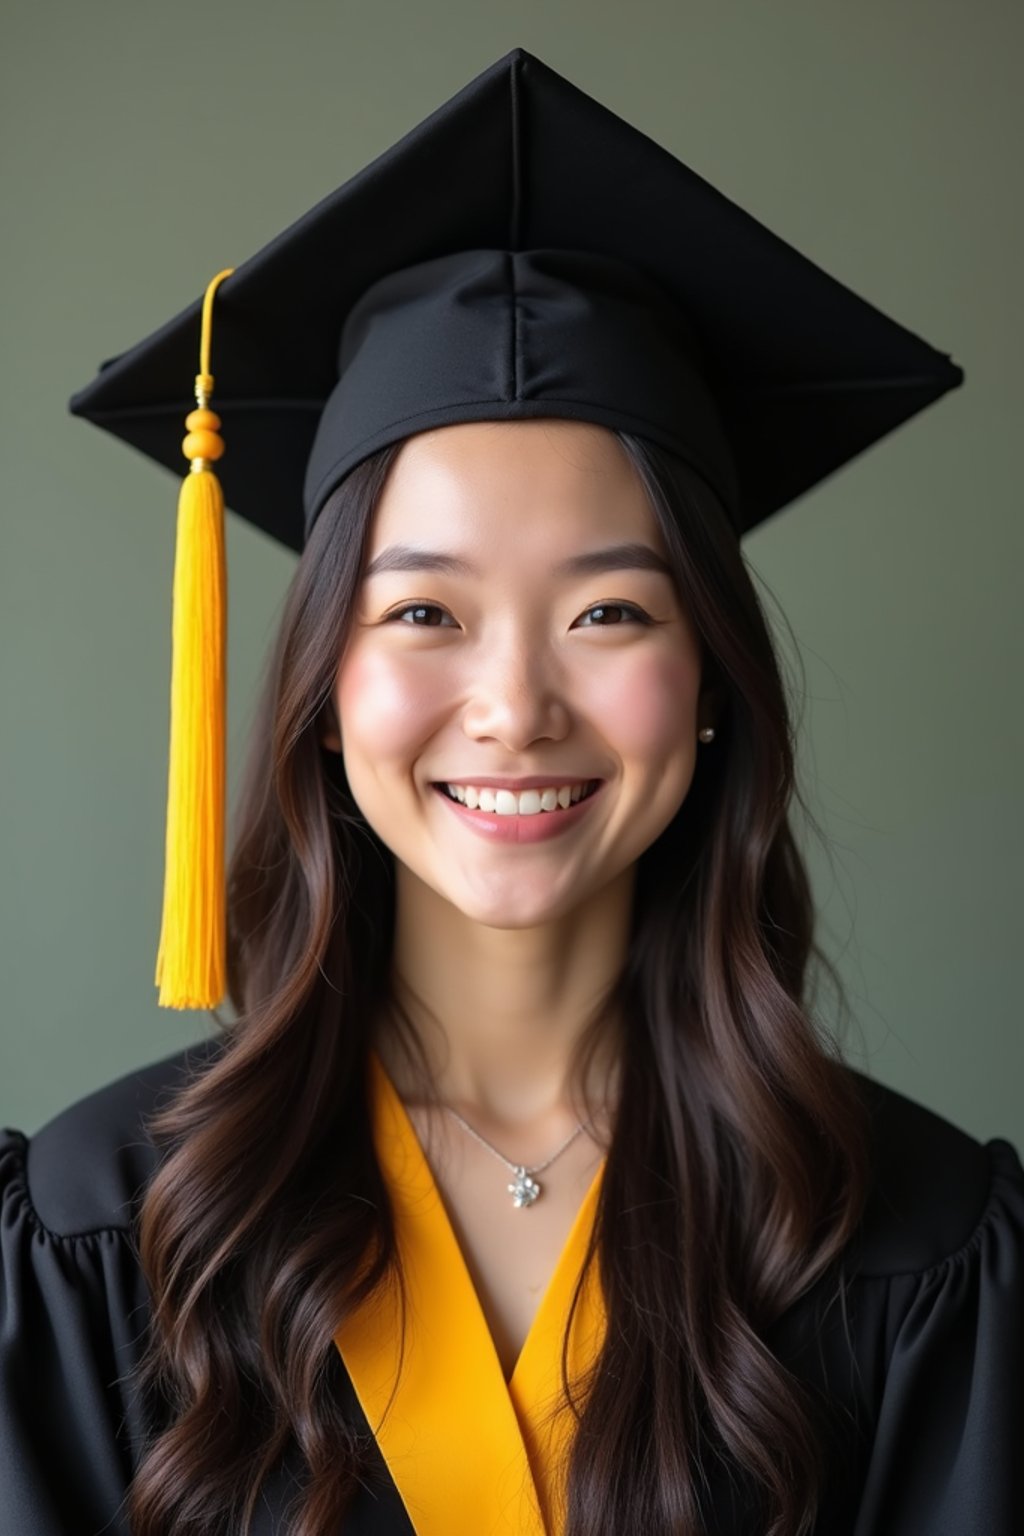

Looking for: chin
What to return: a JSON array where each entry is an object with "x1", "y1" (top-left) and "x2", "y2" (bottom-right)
[
  {"x1": 445, "y1": 891, "x2": 574, "y2": 931},
  {"x1": 442, "y1": 865, "x2": 626, "y2": 931}
]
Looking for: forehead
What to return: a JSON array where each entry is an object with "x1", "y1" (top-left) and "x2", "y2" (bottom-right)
[{"x1": 367, "y1": 419, "x2": 662, "y2": 551}]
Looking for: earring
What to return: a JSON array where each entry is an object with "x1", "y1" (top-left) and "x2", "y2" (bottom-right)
[{"x1": 698, "y1": 726, "x2": 715, "y2": 743}]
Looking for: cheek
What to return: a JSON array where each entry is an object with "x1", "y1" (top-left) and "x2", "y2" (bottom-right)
[
  {"x1": 594, "y1": 650, "x2": 699, "y2": 760},
  {"x1": 335, "y1": 648, "x2": 449, "y2": 761}
]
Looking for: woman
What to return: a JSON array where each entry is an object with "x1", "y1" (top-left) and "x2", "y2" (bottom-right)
[{"x1": 3, "y1": 47, "x2": 1022, "y2": 1536}]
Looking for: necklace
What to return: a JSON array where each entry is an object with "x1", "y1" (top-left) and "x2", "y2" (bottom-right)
[{"x1": 442, "y1": 1103, "x2": 593, "y2": 1208}]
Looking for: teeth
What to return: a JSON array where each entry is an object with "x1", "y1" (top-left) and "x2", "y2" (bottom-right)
[
  {"x1": 497, "y1": 789, "x2": 528, "y2": 816},
  {"x1": 444, "y1": 782, "x2": 594, "y2": 815}
]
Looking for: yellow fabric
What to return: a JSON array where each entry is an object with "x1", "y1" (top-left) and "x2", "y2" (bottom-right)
[
  {"x1": 334, "y1": 1050, "x2": 608, "y2": 1535},
  {"x1": 154, "y1": 267, "x2": 234, "y2": 1009}
]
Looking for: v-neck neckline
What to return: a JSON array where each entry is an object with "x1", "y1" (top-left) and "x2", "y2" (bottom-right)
[{"x1": 333, "y1": 1047, "x2": 609, "y2": 1536}]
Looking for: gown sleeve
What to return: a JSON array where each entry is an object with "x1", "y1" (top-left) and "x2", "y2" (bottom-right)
[
  {"x1": 853, "y1": 1135, "x2": 1024, "y2": 1536},
  {"x1": 0, "y1": 1126, "x2": 152, "y2": 1536}
]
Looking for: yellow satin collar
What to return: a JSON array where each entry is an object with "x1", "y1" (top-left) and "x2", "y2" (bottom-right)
[{"x1": 333, "y1": 1049, "x2": 608, "y2": 1535}]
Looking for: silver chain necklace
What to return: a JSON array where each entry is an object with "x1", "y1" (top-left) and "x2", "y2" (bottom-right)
[{"x1": 441, "y1": 1102, "x2": 593, "y2": 1208}]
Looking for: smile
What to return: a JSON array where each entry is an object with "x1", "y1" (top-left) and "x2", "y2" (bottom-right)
[
  {"x1": 430, "y1": 780, "x2": 605, "y2": 844},
  {"x1": 438, "y1": 781, "x2": 601, "y2": 815}
]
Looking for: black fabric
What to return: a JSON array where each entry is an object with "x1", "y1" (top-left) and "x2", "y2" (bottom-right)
[
  {"x1": 66, "y1": 47, "x2": 963, "y2": 550},
  {"x1": 301, "y1": 248, "x2": 740, "y2": 539},
  {"x1": 2, "y1": 1042, "x2": 1022, "y2": 1534}
]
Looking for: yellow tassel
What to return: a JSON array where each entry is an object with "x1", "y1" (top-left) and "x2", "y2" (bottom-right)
[{"x1": 154, "y1": 268, "x2": 234, "y2": 1009}]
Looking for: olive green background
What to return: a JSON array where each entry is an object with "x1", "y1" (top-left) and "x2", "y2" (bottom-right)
[{"x1": 2, "y1": 0, "x2": 1020, "y2": 1144}]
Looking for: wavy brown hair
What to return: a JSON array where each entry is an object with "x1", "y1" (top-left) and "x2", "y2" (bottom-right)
[{"x1": 127, "y1": 429, "x2": 871, "y2": 1536}]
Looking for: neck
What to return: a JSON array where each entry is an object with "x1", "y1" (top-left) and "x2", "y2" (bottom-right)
[{"x1": 373, "y1": 863, "x2": 633, "y2": 1130}]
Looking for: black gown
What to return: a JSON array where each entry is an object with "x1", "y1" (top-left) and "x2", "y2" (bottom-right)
[{"x1": 2, "y1": 1037, "x2": 1023, "y2": 1535}]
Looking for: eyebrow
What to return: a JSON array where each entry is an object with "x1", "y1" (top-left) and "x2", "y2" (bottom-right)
[{"x1": 363, "y1": 540, "x2": 673, "y2": 581}]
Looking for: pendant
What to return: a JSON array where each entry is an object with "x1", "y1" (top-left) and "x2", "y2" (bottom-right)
[{"x1": 508, "y1": 1167, "x2": 541, "y2": 1207}]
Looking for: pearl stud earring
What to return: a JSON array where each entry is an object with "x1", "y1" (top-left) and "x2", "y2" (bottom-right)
[{"x1": 698, "y1": 727, "x2": 715, "y2": 743}]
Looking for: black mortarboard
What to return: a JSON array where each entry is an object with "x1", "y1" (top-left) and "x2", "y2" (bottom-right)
[
  {"x1": 66, "y1": 46, "x2": 964, "y2": 1011},
  {"x1": 69, "y1": 45, "x2": 962, "y2": 550}
]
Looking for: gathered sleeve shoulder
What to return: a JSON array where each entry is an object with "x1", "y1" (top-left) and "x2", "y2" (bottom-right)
[
  {"x1": 0, "y1": 1128, "x2": 151, "y2": 1534},
  {"x1": 848, "y1": 1088, "x2": 1024, "y2": 1536},
  {"x1": 0, "y1": 1040, "x2": 222, "y2": 1536}
]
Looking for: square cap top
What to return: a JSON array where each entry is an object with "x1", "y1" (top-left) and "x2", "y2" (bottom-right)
[{"x1": 68, "y1": 46, "x2": 964, "y2": 550}]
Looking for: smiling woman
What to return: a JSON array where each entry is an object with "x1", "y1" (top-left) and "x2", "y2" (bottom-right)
[{"x1": 3, "y1": 43, "x2": 1022, "y2": 1536}]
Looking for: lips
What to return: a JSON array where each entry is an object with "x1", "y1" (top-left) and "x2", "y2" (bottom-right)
[{"x1": 429, "y1": 778, "x2": 606, "y2": 843}]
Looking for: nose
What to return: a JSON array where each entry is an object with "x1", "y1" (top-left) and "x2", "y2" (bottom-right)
[{"x1": 460, "y1": 627, "x2": 571, "y2": 750}]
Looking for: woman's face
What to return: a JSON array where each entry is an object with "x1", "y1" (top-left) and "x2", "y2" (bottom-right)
[{"x1": 323, "y1": 420, "x2": 710, "y2": 929}]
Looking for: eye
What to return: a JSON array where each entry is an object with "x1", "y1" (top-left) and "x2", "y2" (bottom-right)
[
  {"x1": 575, "y1": 601, "x2": 653, "y2": 627},
  {"x1": 383, "y1": 599, "x2": 655, "y2": 628},
  {"x1": 386, "y1": 602, "x2": 455, "y2": 627}
]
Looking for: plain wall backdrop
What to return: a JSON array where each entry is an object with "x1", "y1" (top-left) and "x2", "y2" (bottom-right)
[{"x1": 2, "y1": 0, "x2": 1021, "y2": 1144}]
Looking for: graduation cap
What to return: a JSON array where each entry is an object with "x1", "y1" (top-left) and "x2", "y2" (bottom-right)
[{"x1": 67, "y1": 46, "x2": 963, "y2": 1012}]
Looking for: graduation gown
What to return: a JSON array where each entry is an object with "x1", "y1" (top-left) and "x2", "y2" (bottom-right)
[{"x1": 2, "y1": 1036, "x2": 1023, "y2": 1535}]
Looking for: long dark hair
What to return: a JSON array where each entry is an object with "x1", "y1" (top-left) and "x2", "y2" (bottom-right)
[{"x1": 128, "y1": 430, "x2": 871, "y2": 1536}]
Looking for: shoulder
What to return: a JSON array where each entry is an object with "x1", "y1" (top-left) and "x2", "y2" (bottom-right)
[
  {"x1": 844, "y1": 1064, "x2": 1024, "y2": 1277},
  {"x1": 1, "y1": 1033, "x2": 226, "y2": 1239}
]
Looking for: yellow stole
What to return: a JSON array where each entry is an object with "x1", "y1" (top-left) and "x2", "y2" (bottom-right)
[{"x1": 334, "y1": 1049, "x2": 608, "y2": 1535}]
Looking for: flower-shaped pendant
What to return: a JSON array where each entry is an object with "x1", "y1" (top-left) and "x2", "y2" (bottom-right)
[{"x1": 508, "y1": 1166, "x2": 541, "y2": 1207}]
